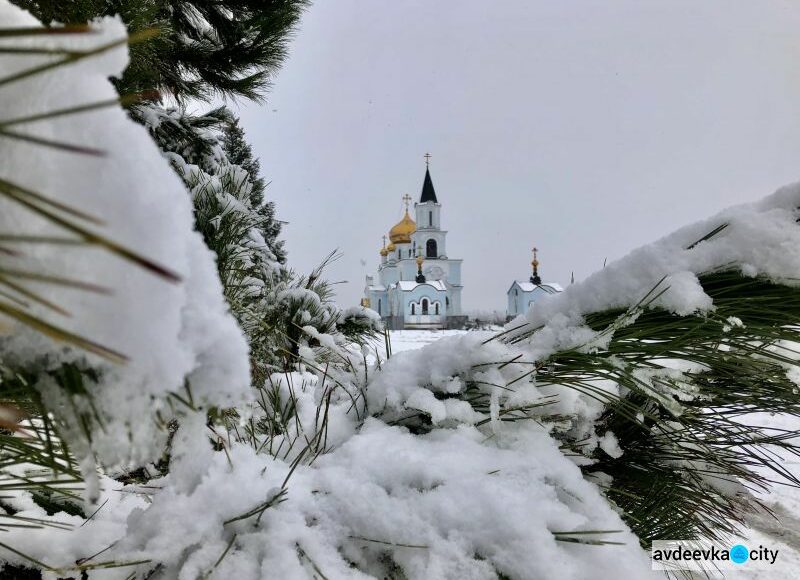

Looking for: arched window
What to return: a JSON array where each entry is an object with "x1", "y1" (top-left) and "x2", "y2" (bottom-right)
[
  {"x1": 435, "y1": 302, "x2": 440, "y2": 315},
  {"x1": 422, "y1": 299, "x2": 429, "y2": 315},
  {"x1": 446, "y1": 296, "x2": 450, "y2": 307},
  {"x1": 426, "y1": 239, "x2": 437, "y2": 258},
  {"x1": 378, "y1": 299, "x2": 382, "y2": 314},
  {"x1": 411, "y1": 303, "x2": 415, "y2": 315},
  {"x1": 429, "y1": 211, "x2": 433, "y2": 227}
]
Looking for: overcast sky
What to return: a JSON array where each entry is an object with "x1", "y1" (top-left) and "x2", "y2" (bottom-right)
[{"x1": 235, "y1": 0, "x2": 800, "y2": 312}]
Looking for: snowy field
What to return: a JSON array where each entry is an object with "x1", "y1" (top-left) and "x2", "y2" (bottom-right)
[
  {"x1": 387, "y1": 330, "x2": 800, "y2": 579},
  {"x1": 364, "y1": 329, "x2": 482, "y2": 363},
  {"x1": 387, "y1": 329, "x2": 472, "y2": 353}
]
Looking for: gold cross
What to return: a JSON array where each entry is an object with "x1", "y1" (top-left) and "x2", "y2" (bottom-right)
[
  {"x1": 402, "y1": 193, "x2": 412, "y2": 210},
  {"x1": 424, "y1": 152, "x2": 432, "y2": 166}
]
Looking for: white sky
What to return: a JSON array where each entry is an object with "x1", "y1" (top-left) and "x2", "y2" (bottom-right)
[{"x1": 235, "y1": 0, "x2": 800, "y2": 312}]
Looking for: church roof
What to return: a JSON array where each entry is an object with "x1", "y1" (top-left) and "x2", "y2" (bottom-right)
[
  {"x1": 395, "y1": 280, "x2": 447, "y2": 292},
  {"x1": 420, "y1": 167, "x2": 438, "y2": 203},
  {"x1": 511, "y1": 281, "x2": 564, "y2": 293}
]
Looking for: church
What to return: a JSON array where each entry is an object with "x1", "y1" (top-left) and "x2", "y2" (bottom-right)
[
  {"x1": 506, "y1": 248, "x2": 563, "y2": 319},
  {"x1": 363, "y1": 160, "x2": 466, "y2": 330}
]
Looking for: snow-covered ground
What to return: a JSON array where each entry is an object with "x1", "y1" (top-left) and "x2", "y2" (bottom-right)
[
  {"x1": 736, "y1": 413, "x2": 800, "y2": 579},
  {"x1": 388, "y1": 329, "x2": 472, "y2": 353},
  {"x1": 387, "y1": 330, "x2": 800, "y2": 579}
]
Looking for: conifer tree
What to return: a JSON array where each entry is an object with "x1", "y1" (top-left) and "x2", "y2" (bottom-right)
[
  {"x1": 11, "y1": 0, "x2": 309, "y2": 101},
  {"x1": 222, "y1": 116, "x2": 287, "y2": 264},
  {"x1": 135, "y1": 105, "x2": 377, "y2": 378}
]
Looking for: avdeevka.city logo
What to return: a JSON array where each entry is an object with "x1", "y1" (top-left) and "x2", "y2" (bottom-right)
[
  {"x1": 651, "y1": 540, "x2": 779, "y2": 571},
  {"x1": 730, "y1": 544, "x2": 750, "y2": 564}
]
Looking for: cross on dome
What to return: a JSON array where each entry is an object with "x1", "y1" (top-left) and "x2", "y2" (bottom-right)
[
  {"x1": 388, "y1": 194, "x2": 417, "y2": 244},
  {"x1": 530, "y1": 246, "x2": 542, "y2": 285}
]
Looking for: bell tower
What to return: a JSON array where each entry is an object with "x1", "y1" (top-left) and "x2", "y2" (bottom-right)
[{"x1": 415, "y1": 153, "x2": 441, "y2": 231}]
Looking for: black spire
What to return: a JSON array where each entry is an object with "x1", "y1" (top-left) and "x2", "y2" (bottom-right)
[{"x1": 420, "y1": 166, "x2": 438, "y2": 203}]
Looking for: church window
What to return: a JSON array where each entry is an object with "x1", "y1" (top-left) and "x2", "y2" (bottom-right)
[
  {"x1": 446, "y1": 296, "x2": 450, "y2": 307},
  {"x1": 435, "y1": 302, "x2": 439, "y2": 315},
  {"x1": 429, "y1": 211, "x2": 432, "y2": 226},
  {"x1": 426, "y1": 239, "x2": 437, "y2": 258},
  {"x1": 378, "y1": 299, "x2": 382, "y2": 314},
  {"x1": 411, "y1": 303, "x2": 415, "y2": 315},
  {"x1": 515, "y1": 289, "x2": 518, "y2": 296},
  {"x1": 422, "y1": 299, "x2": 429, "y2": 315}
]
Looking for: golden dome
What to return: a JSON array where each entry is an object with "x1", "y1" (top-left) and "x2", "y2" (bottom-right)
[
  {"x1": 387, "y1": 242, "x2": 396, "y2": 252},
  {"x1": 389, "y1": 209, "x2": 416, "y2": 244},
  {"x1": 380, "y1": 246, "x2": 388, "y2": 257}
]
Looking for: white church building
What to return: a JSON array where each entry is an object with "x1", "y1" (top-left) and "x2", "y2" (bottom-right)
[
  {"x1": 363, "y1": 161, "x2": 466, "y2": 330},
  {"x1": 507, "y1": 248, "x2": 563, "y2": 319}
]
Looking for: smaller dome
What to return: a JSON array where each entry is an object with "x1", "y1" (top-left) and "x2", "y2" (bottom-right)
[
  {"x1": 387, "y1": 242, "x2": 396, "y2": 252},
  {"x1": 380, "y1": 246, "x2": 388, "y2": 257},
  {"x1": 389, "y1": 210, "x2": 416, "y2": 244}
]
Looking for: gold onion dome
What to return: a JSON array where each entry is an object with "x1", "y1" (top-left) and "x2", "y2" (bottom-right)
[
  {"x1": 389, "y1": 209, "x2": 416, "y2": 244},
  {"x1": 380, "y1": 246, "x2": 388, "y2": 257},
  {"x1": 387, "y1": 242, "x2": 396, "y2": 252}
]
